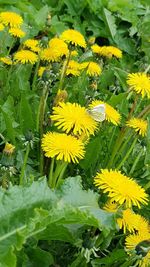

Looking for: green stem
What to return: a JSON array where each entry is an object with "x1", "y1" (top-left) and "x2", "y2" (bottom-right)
[
  {"x1": 38, "y1": 84, "x2": 49, "y2": 175},
  {"x1": 51, "y1": 161, "x2": 67, "y2": 188},
  {"x1": 59, "y1": 49, "x2": 71, "y2": 90},
  {"x1": 126, "y1": 90, "x2": 133, "y2": 101},
  {"x1": 113, "y1": 130, "x2": 132, "y2": 164},
  {"x1": 48, "y1": 157, "x2": 55, "y2": 188},
  {"x1": 107, "y1": 126, "x2": 117, "y2": 152},
  {"x1": 107, "y1": 128, "x2": 126, "y2": 168},
  {"x1": 129, "y1": 149, "x2": 143, "y2": 176},
  {"x1": 138, "y1": 104, "x2": 150, "y2": 119},
  {"x1": 7, "y1": 38, "x2": 14, "y2": 56},
  {"x1": 116, "y1": 137, "x2": 138, "y2": 170},
  {"x1": 127, "y1": 94, "x2": 139, "y2": 120},
  {"x1": 144, "y1": 65, "x2": 150, "y2": 74},
  {"x1": 144, "y1": 181, "x2": 150, "y2": 191},
  {"x1": 32, "y1": 59, "x2": 40, "y2": 91},
  {"x1": 56, "y1": 162, "x2": 68, "y2": 188},
  {"x1": 19, "y1": 143, "x2": 30, "y2": 185}
]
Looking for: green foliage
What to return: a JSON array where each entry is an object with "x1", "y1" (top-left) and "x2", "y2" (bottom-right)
[
  {"x1": 0, "y1": 0, "x2": 150, "y2": 266},
  {"x1": 0, "y1": 177, "x2": 115, "y2": 266}
]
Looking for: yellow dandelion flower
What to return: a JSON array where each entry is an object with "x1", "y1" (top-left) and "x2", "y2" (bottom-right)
[
  {"x1": 117, "y1": 209, "x2": 149, "y2": 234},
  {"x1": 106, "y1": 46, "x2": 122, "y2": 58},
  {"x1": 0, "y1": 57, "x2": 12, "y2": 65},
  {"x1": 51, "y1": 102, "x2": 98, "y2": 136},
  {"x1": 66, "y1": 60, "x2": 81, "y2": 76},
  {"x1": 91, "y1": 44, "x2": 102, "y2": 54},
  {"x1": 9, "y1": 27, "x2": 25, "y2": 38},
  {"x1": 126, "y1": 233, "x2": 150, "y2": 267},
  {"x1": 126, "y1": 232, "x2": 150, "y2": 251},
  {"x1": 103, "y1": 199, "x2": 118, "y2": 212},
  {"x1": 23, "y1": 39, "x2": 40, "y2": 52},
  {"x1": 38, "y1": 66, "x2": 46, "y2": 77},
  {"x1": 139, "y1": 251, "x2": 150, "y2": 267},
  {"x1": 89, "y1": 100, "x2": 121, "y2": 125},
  {"x1": 3, "y1": 143, "x2": 15, "y2": 155},
  {"x1": 60, "y1": 29, "x2": 86, "y2": 48},
  {"x1": 41, "y1": 132, "x2": 85, "y2": 163},
  {"x1": 53, "y1": 89, "x2": 68, "y2": 106},
  {"x1": 48, "y1": 37, "x2": 69, "y2": 57},
  {"x1": 91, "y1": 44, "x2": 122, "y2": 58},
  {"x1": 14, "y1": 50, "x2": 38, "y2": 64},
  {"x1": 0, "y1": 11, "x2": 23, "y2": 28},
  {"x1": 80, "y1": 61, "x2": 102, "y2": 76},
  {"x1": 40, "y1": 47, "x2": 60, "y2": 62},
  {"x1": 94, "y1": 169, "x2": 148, "y2": 208},
  {"x1": 127, "y1": 73, "x2": 150, "y2": 98},
  {"x1": 0, "y1": 23, "x2": 4, "y2": 31},
  {"x1": 126, "y1": 118, "x2": 147, "y2": 137}
]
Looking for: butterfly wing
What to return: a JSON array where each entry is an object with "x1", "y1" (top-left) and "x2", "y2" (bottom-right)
[{"x1": 88, "y1": 104, "x2": 105, "y2": 122}]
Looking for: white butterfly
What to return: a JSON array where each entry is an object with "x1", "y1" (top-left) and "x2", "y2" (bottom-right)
[{"x1": 87, "y1": 104, "x2": 105, "y2": 122}]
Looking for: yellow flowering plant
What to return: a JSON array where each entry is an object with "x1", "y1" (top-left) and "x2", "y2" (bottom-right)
[{"x1": 0, "y1": 3, "x2": 150, "y2": 267}]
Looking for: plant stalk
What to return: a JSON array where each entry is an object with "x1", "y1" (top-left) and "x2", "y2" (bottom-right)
[
  {"x1": 32, "y1": 59, "x2": 40, "y2": 91},
  {"x1": 59, "y1": 49, "x2": 71, "y2": 90},
  {"x1": 36, "y1": 83, "x2": 49, "y2": 175},
  {"x1": 48, "y1": 157, "x2": 55, "y2": 188},
  {"x1": 19, "y1": 143, "x2": 30, "y2": 185},
  {"x1": 116, "y1": 136, "x2": 138, "y2": 170},
  {"x1": 129, "y1": 149, "x2": 143, "y2": 176}
]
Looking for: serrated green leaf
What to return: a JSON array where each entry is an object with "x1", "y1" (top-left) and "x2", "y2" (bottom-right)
[
  {"x1": 19, "y1": 93, "x2": 35, "y2": 133},
  {"x1": 103, "y1": 8, "x2": 117, "y2": 40},
  {"x1": 0, "y1": 177, "x2": 115, "y2": 266},
  {"x1": 34, "y1": 5, "x2": 49, "y2": 27}
]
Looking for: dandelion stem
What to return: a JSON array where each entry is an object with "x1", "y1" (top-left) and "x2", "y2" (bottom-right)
[
  {"x1": 107, "y1": 128, "x2": 126, "y2": 168},
  {"x1": 38, "y1": 83, "x2": 49, "y2": 175},
  {"x1": 144, "y1": 181, "x2": 150, "y2": 191},
  {"x1": 127, "y1": 94, "x2": 139, "y2": 120},
  {"x1": 129, "y1": 149, "x2": 143, "y2": 176},
  {"x1": 138, "y1": 104, "x2": 150, "y2": 118},
  {"x1": 48, "y1": 157, "x2": 55, "y2": 188},
  {"x1": 32, "y1": 59, "x2": 40, "y2": 91},
  {"x1": 116, "y1": 137, "x2": 138, "y2": 170},
  {"x1": 51, "y1": 161, "x2": 67, "y2": 188},
  {"x1": 56, "y1": 162, "x2": 68, "y2": 188},
  {"x1": 19, "y1": 143, "x2": 30, "y2": 185},
  {"x1": 7, "y1": 38, "x2": 14, "y2": 56},
  {"x1": 114, "y1": 130, "x2": 132, "y2": 164},
  {"x1": 144, "y1": 65, "x2": 150, "y2": 74},
  {"x1": 59, "y1": 49, "x2": 71, "y2": 90}
]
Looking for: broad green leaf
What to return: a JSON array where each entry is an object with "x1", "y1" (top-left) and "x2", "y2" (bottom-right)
[
  {"x1": 91, "y1": 249, "x2": 127, "y2": 266},
  {"x1": 27, "y1": 247, "x2": 54, "y2": 267},
  {"x1": 19, "y1": 93, "x2": 35, "y2": 133},
  {"x1": 0, "y1": 108, "x2": 16, "y2": 144},
  {"x1": 103, "y1": 8, "x2": 117, "y2": 40},
  {"x1": 34, "y1": 5, "x2": 49, "y2": 27},
  {"x1": 0, "y1": 179, "x2": 56, "y2": 266},
  {"x1": 36, "y1": 223, "x2": 81, "y2": 245},
  {"x1": 63, "y1": 0, "x2": 87, "y2": 16},
  {"x1": 80, "y1": 135, "x2": 102, "y2": 171},
  {"x1": 109, "y1": 93, "x2": 127, "y2": 106},
  {"x1": 50, "y1": 15, "x2": 67, "y2": 34},
  {"x1": 0, "y1": 177, "x2": 115, "y2": 266}
]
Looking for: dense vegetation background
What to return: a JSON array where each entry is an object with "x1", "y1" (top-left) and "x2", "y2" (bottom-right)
[{"x1": 0, "y1": 0, "x2": 150, "y2": 266}]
